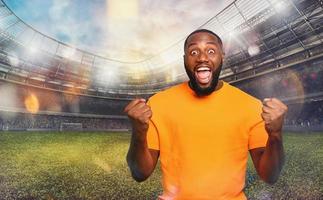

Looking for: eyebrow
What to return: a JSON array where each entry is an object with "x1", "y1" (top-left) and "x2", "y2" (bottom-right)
[{"x1": 187, "y1": 43, "x2": 197, "y2": 48}]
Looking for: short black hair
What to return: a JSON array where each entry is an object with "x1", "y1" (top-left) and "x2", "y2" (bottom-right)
[{"x1": 184, "y1": 29, "x2": 223, "y2": 50}]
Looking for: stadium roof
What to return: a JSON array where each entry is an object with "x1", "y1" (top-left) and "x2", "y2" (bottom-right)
[{"x1": 0, "y1": 0, "x2": 322, "y2": 97}]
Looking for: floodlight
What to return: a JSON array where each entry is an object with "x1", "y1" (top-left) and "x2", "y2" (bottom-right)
[
  {"x1": 8, "y1": 53, "x2": 20, "y2": 67},
  {"x1": 248, "y1": 45, "x2": 260, "y2": 56},
  {"x1": 62, "y1": 47, "x2": 76, "y2": 58}
]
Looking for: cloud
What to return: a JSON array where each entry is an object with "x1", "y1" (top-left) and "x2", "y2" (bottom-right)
[
  {"x1": 5, "y1": 0, "x2": 234, "y2": 62},
  {"x1": 47, "y1": 0, "x2": 100, "y2": 49}
]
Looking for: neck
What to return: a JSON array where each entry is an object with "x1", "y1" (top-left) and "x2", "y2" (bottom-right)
[{"x1": 188, "y1": 80, "x2": 224, "y2": 97}]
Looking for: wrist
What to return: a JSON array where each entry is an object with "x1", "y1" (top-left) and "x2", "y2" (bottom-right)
[
  {"x1": 268, "y1": 131, "x2": 282, "y2": 142},
  {"x1": 132, "y1": 129, "x2": 147, "y2": 141}
]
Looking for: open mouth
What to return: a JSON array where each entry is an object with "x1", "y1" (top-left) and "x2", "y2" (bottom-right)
[{"x1": 194, "y1": 66, "x2": 212, "y2": 85}]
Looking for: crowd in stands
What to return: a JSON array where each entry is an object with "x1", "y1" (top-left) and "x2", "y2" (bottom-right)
[
  {"x1": 0, "y1": 111, "x2": 130, "y2": 131},
  {"x1": 0, "y1": 78, "x2": 133, "y2": 131},
  {"x1": 284, "y1": 100, "x2": 323, "y2": 130}
]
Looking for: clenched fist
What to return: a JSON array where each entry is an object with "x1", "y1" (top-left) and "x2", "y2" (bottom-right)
[
  {"x1": 124, "y1": 98, "x2": 152, "y2": 136},
  {"x1": 261, "y1": 98, "x2": 288, "y2": 135}
]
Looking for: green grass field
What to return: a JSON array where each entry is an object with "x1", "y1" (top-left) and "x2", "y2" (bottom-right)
[{"x1": 0, "y1": 132, "x2": 322, "y2": 200}]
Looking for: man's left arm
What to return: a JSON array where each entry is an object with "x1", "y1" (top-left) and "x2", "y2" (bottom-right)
[{"x1": 249, "y1": 98, "x2": 288, "y2": 184}]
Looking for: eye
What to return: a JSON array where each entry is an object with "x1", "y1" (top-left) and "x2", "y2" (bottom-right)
[
  {"x1": 190, "y1": 50, "x2": 198, "y2": 56},
  {"x1": 208, "y1": 49, "x2": 215, "y2": 54}
]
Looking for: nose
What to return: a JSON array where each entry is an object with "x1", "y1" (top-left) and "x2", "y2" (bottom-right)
[{"x1": 197, "y1": 52, "x2": 208, "y2": 62}]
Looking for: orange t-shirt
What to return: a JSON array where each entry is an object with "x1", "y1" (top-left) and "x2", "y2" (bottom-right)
[{"x1": 147, "y1": 81, "x2": 268, "y2": 200}]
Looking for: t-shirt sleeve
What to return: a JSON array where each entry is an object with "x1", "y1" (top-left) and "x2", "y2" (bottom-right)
[
  {"x1": 248, "y1": 120, "x2": 268, "y2": 149},
  {"x1": 146, "y1": 101, "x2": 160, "y2": 150},
  {"x1": 248, "y1": 101, "x2": 268, "y2": 150},
  {"x1": 146, "y1": 119, "x2": 160, "y2": 150}
]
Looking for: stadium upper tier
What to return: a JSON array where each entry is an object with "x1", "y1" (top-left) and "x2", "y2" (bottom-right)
[{"x1": 0, "y1": 0, "x2": 322, "y2": 98}]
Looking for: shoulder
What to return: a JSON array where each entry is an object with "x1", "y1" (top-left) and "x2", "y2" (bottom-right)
[
  {"x1": 222, "y1": 81, "x2": 263, "y2": 108},
  {"x1": 148, "y1": 82, "x2": 187, "y2": 105}
]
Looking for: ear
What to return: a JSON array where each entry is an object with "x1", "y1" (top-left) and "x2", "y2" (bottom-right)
[
  {"x1": 221, "y1": 54, "x2": 225, "y2": 62},
  {"x1": 220, "y1": 46, "x2": 225, "y2": 55},
  {"x1": 221, "y1": 50, "x2": 225, "y2": 60}
]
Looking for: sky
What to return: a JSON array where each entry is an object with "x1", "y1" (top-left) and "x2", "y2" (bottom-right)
[{"x1": 4, "y1": 0, "x2": 233, "y2": 62}]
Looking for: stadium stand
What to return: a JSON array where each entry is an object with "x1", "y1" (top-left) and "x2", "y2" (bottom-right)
[
  {"x1": 0, "y1": 111, "x2": 130, "y2": 131},
  {"x1": 284, "y1": 101, "x2": 323, "y2": 132},
  {"x1": 0, "y1": 0, "x2": 322, "y2": 131},
  {"x1": 0, "y1": 79, "x2": 130, "y2": 131}
]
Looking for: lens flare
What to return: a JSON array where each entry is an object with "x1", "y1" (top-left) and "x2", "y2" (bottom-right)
[
  {"x1": 24, "y1": 93, "x2": 39, "y2": 114},
  {"x1": 281, "y1": 69, "x2": 305, "y2": 118},
  {"x1": 107, "y1": 0, "x2": 139, "y2": 20},
  {"x1": 284, "y1": 69, "x2": 305, "y2": 99}
]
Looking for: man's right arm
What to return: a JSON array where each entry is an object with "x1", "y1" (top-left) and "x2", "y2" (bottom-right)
[{"x1": 124, "y1": 98, "x2": 159, "y2": 182}]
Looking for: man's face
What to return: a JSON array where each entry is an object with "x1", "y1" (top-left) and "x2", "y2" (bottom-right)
[{"x1": 184, "y1": 32, "x2": 224, "y2": 96}]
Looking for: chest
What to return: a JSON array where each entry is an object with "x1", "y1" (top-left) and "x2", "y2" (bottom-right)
[{"x1": 159, "y1": 100, "x2": 249, "y2": 153}]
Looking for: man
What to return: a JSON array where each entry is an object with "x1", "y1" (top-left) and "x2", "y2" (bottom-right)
[{"x1": 124, "y1": 29, "x2": 287, "y2": 200}]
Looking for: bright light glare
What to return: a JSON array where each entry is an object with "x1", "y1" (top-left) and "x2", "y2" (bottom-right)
[
  {"x1": 26, "y1": 40, "x2": 40, "y2": 55},
  {"x1": 62, "y1": 47, "x2": 76, "y2": 58},
  {"x1": 228, "y1": 30, "x2": 237, "y2": 39},
  {"x1": 274, "y1": 2, "x2": 286, "y2": 12},
  {"x1": 0, "y1": 84, "x2": 18, "y2": 109},
  {"x1": 24, "y1": 93, "x2": 40, "y2": 114},
  {"x1": 248, "y1": 45, "x2": 260, "y2": 56},
  {"x1": 107, "y1": 0, "x2": 139, "y2": 20},
  {"x1": 28, "y1": 46, "x2": 38, "y2": 55},
  {"x1": 8, "y1": 53, "x2": 20, "y2": 67}
]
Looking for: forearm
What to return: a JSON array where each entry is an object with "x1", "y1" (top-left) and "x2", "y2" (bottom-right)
[
  {"x1": 127, "y1": 132, "x2": 155, "y2": 182},
  {"x1": 258, "y1": 132, "x2": 285, "y2": 184}
]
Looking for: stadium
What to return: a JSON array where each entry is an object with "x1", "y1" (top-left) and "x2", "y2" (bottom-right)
[{"x1": 0, "y1": 0, "x2": 322, "y2": 199}]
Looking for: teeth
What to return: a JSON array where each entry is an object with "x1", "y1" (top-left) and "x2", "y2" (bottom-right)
[{"x1": 197, "y1": 67, "x2": 210, "y2": 72}]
